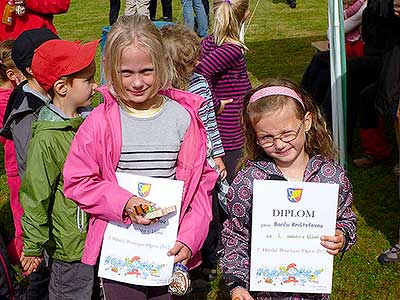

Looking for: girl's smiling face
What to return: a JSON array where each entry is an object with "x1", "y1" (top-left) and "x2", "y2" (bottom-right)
[
  {"x1": 252, "y1": 102, "x2": 312, "y2": 169},
  {"x1": 119, "y1": 42, "x2": 161, "y2": 110}
]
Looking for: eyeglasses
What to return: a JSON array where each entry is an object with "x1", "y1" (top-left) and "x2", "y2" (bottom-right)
[{"x1": 256, "y1": 118, "x2": 305, "y2": 148}]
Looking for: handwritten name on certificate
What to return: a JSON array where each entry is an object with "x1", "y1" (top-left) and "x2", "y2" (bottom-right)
[
  {"x1": 250, "y1": 180, "x2": 339, "y2": 294},
  {"x1": 98, "y1": 173, "x2": 183, "y2": 286}
]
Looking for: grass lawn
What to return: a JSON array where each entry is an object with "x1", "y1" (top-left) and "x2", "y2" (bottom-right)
[{"x1": 1, "y1": 0, "x2": 399, "y2": 299}]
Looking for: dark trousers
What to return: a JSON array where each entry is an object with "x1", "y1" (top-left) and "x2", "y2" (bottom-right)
[
  {"x1": 49, "y1": 260, "x2": 94, "y2": 300},
  {"x1": 224, "y1": 149, "x2": 243, "y2": 184},
  {"x1": 103, "y1": 279, "x2": 170, "y2": 300},
  {"x1": 149, "y1": 0, "x2": 172, "y2": 21},
  {"x1": 201, "y1": 0, "x2": 209, "y2": 17},
  {"x1": 109, "y1": 0, "x2": 121, "y2": 25},
  {"x1": 200, "y1": 190, "x2": 226, "y2": 270},
  {"x1": 26, "y1": 259, "x2": 50, "y2": 300}
]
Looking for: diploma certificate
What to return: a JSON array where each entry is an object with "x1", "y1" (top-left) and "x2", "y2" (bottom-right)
[
  {"x1": 98, "y1": 173, "x2": 183, "y2": 286},
  {"x1": 250, "y1": 180, "x2": 339, "y2": 294}
]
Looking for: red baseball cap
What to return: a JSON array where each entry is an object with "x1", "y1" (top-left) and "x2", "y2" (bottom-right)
[{"x1": 31, "y1": 39, "x2": 100, "y2": 91}]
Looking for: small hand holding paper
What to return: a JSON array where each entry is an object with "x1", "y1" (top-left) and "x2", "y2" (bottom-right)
[
  {"x1": 125, "y1": 196, "x2": 156, "y2": 225},
  {"x1": 167, "y1": 241, "x2": 192, "y2": 264},
  {"x1": 231, "y1": 287, "x2": 255, "y2": 300},
  {"x1": 320, "y1": 229, "x2": 345, "y2": 255}
]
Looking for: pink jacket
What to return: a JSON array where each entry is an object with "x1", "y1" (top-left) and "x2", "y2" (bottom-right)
[
  {"x1": 0, "y1": 88, "x2": 18, "y2": 177},
  {"x1": 0, "y1": 88, "x2": 23, "y2": 263},
  {"x1": 64, "y1": 86, "x2": 218, "y2": 268}
]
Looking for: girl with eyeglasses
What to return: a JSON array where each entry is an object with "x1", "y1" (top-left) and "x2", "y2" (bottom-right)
[{"x1": 219, "y1": 78, "x2": 357, "y2": 300}]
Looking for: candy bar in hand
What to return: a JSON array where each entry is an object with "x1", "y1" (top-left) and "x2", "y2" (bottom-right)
[{"x1": 144, "y1": 205, "x2": 177, "y2": 219}]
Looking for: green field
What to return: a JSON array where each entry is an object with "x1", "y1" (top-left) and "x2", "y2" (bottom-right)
[{"x1": 1, "y1": 0, "x2": 399, "y2": 299}]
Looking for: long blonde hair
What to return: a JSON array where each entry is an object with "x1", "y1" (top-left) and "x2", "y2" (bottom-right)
[
  {"x1": 240, "y1": 78, "x2": 336, "y2": 167},
  {"x1": 161, "y1": 24, "x2": 200, "y2": 90},
  {"x1": 103, "y1": 14, "x2": 172, "y2": 101},
  {"x1": 212, "y1": 0, "x2": 249, "y2": 49}
]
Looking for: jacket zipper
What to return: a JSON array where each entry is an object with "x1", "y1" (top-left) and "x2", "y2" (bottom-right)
[{"x1": 76, "y1": 207, "x2": 85, "y2": 232}]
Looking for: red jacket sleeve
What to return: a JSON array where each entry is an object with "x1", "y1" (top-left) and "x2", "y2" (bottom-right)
[{"x1": 25, "y1": 0, "x2": 70, "y2": 15}]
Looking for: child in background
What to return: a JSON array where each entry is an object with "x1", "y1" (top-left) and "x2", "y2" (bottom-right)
[
  {"x1": 63, "y1": 15, "x2": 217, "y2": 300},
  {"x1": 196, "y1": 0, "x2": 252, "y2": 184},
  {"x1": 0, "y1": 0, "x2": 70, "y2": 40},
  {"x1": 0, "y1": 40, "x2": 25, "y2": 266},
  {"x1": 161, "y1": 24, "x2": 229, "y2": 280},
  {"x1": 342, "y1": 0, "x2": 367, "y2": 57},
  {"x1": 0, "y1": 28, "x2": 58, "y2": 300},
  {"x1": 161, "y1": 24, "x2": 227, "y2": 181},
  {"x1": 1, "y1": 28, "x2": 58, "y2": 178},
  {"x1": 220, "y1": 79, "x2": 357, "y2": 300},
  {"x1": 20, "y1": 39, "x2": 99, "y2": 300}
]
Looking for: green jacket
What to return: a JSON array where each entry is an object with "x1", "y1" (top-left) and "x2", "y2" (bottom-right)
[{"x1": 20, "y1": 105, "x2": 88, "y2": 262}]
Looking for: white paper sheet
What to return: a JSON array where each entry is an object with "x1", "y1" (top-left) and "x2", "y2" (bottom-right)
[
  {"x1": 250, "y1": 180, "x2": 339, "y2": 294},
  {"x1": 98, "y1": 173, "x2": 183, "y2": 286}
]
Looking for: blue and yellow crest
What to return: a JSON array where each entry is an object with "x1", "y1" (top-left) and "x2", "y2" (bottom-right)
[
  {"x1": 137, "y1": 182, "x2": 152, "y2": 197},
  {"x1": 287, "y1": 188, "x2": 303, "y2": 203}
]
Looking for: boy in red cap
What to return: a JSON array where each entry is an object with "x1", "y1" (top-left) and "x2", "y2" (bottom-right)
[{"x1": 19, "y1": 38, "x2": 98, "y2": 300}]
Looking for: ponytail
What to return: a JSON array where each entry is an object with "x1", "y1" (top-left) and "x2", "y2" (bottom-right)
[{"x1": 212, "y1": 0, "x2": 249, "y2": 49}]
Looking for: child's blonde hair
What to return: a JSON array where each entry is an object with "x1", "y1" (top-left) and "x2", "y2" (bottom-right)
[
  {"x1": 240, "y1": 78, "x2": 336, "y2": 167},
  {"x1": 0, "y1": 40, "x2": 16, "y2": 83},
  {"x1": 103, "y1": 14, "x2": 171, "y2": 101},
  {"x1": 212, "y1": 0, "x2": 249, "y2": 49},
  {"x1": 161, "y1": 24, "x2": 201, "y2": 90}
]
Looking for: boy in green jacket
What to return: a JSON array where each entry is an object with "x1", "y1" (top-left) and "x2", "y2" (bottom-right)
[{"x1": 19, "y1": 39, "x2": 98, "y2": 300}]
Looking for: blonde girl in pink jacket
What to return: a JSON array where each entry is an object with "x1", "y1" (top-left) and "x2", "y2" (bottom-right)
[{"x1": 63, "y1": 14, "x2": 217, "y2": 300}]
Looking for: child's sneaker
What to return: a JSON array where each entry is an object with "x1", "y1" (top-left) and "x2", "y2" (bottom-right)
[{"x1": 378, "y1": 244, "x2": 400, "y2": 264}]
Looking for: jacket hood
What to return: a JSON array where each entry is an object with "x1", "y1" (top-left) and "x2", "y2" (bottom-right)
[
  {"x1": 32, "y1": 105, "x2": 83, "y2": 136},
  {"x1": 245, "y1": 154, "x2": 334, "y2": 181}
]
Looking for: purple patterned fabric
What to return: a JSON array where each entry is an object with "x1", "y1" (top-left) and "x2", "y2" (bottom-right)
[{"x1": 219, "y1": 155, "x2": 357, "y2": 300}]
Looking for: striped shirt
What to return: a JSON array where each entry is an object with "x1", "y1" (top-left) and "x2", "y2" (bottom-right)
[
  {"x1": 195, "y1": 35, "x2": 252, "y2": 151},
  {"x1": 188, "y1": 72, "x2": 225, "y2": 158},
  {"x1": 117, "y1": 98, "x2": 190, "y2": 179}
]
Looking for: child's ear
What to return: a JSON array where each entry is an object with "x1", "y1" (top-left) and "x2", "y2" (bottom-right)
[
  {"x1": 6, "y1": 68, "x2": 22, "y2": 85},
  {"x1": 304, "y1": 111, "x2": 313, "y2": 132},
  {"x1": 53, "y1": 79, "x2": 68, "y2": 96}
]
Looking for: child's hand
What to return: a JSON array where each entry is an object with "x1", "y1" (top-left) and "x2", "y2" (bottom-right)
[
  {"x1": 213, "y1": 156, "x2": 227, "y2": 180},
  {"x1": 320, "y1": 229, "x2": 345, "y2": 255},
  {"x1": 20, "y1": 253, "x2": 43, "y2": 275},
  {"x1": 231, "y1": 287, "x2": 254, "y2": 300},
  {"x1": 125, "y1": 196, "x2": 156, "y2": 225},
  {"x1": 217, "y1": 99, "x2": 233, "y2": 115},
  {"x1": 394, "y1": 0, "x2": 400, "y2": 17},
  {"x1": 167, "y1": 241, "x2": 192, "y2": 265}
]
